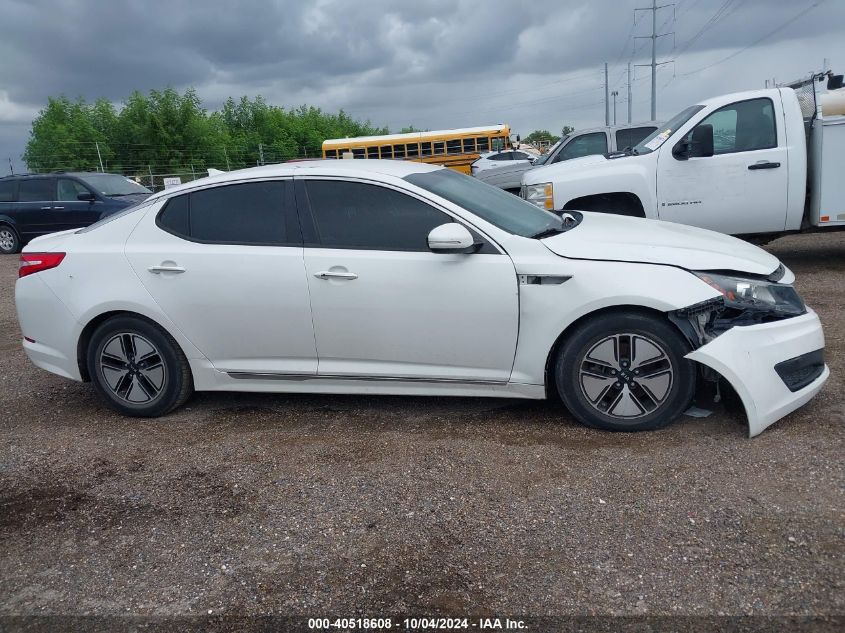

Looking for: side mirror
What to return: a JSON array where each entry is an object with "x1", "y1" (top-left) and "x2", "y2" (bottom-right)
[
  {"x1": 427, "y1": 223, "x2": 478, "y2": 254},
  {"x1": 77, "y1": 192, "x2": 96, "y2": 202}
]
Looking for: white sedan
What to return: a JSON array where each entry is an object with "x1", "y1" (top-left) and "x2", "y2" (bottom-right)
[{"x1": 15, "y1": 160, "x2": 827, "y2": 435}]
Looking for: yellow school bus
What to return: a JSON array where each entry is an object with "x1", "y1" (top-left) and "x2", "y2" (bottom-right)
[{"x1": 322, "y1": 124, "x2": 511, "y2": 175}]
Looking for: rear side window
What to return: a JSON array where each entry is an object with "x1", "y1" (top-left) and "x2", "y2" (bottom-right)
[
  {"x1": 304, "y1": 180, "x2": 450, "y2": 251},
  {"x1": 157, "y1": 181, "x2": 292, "y2": 245},
  {"x1": 0, "y1": 179, "x2": 16, "y2": 202},
  {"x1": 615, "y1": 127, "x2": 657, "y2": 150},
  {"x1": 18, "y1": 178, "x2": 53, "y2": 202}
]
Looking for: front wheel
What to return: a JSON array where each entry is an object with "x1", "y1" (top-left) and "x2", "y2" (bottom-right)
[
  {"x1": 87, "y1": 316, "x2": 193, "y2": 417},
  {"x1": 555, "y1": 313, "x2": 695, "y2": 432}
]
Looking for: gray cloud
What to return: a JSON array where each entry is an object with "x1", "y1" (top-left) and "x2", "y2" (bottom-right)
[{"x1": 1, "y1": 0, "x2": 842, "y2": 172}]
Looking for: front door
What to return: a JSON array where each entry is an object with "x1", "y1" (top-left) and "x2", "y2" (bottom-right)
[
  {"x1": 125, "y1": 179, "x2": 317, "y2": 375},
  {"x1": 297, "y1": 178, "x2": 519, "y2": 382},
  {"x1": 55, "y1": 178, "x2": 103, "y2": 230},
  {"x1": 656, "y1": 96, "x2": 788, "y2": 234}
]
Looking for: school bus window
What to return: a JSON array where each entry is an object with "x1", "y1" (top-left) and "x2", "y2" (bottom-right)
[
  {"x1": 446, "y1": 139, "x2": 461, "y2": 154},
  {"x1": 462, "y1": 138, "x2": 475, "y2": 153},
  {"x1": 476, "y1": 137, "x2": 489, "y2": 152},
  {"x1": 433, "y1": 141, "x2": 446, "y2": 155},
  {"x1": 406, "y1": 143, "x2": 420, "y2": 158},
  {"x1": 421, "y1": 142, "x2": 433, "y2": 157},
  {"x1": 325, "y1": 149, "x2": 338, "y2": 159},
  {"x1": 380, "y1": 145, "x2": 392, "y2": 158},
  {"x1": 393, "y1": 144, "x2": 406, "y2": 158},
  {"x1": 352, "y1": 148, "x2": 365, "y2": 159},
  {"x1": 367, "y1": 146, "x2": 379, "y2": 159}
]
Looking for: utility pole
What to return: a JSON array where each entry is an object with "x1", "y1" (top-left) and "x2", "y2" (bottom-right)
[
  {"x1": 95, "y1": 141, "x2": 104, "y2": 172},
  {"x1": 223, "y1": 147, "x2": 231, "y2": 171},
  {"x1": 635, "y1": 1, "x2": 674, "y2": 121},
  {"x1": 258, "y1": 143, "x2": 265, "y2": 166},
  {"x1": 148, "y1": 165, "x2": 154, "y2": 191},
  {"x1": 627, "y1": 62, "x2": 633, "y2": 123},
  {"x1": 8, "y1": 158, "x2": 13, "y2": 175},
  {"x1": 611, "y1": 91, "x2": 619, "y2": 125},
  {"x1": 604, "y1": 62, "x2": 609, "y2": 126}
]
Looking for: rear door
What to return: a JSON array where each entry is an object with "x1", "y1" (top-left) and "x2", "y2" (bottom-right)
[
  {"x1": 54, "y1": 178, "x2": 102, "y2": 230},
  {"x1": 125, "y1": 179, "x2": 317, "y2": 375},
  {"x1": 657, "y1": 97, "x2": 788, "y2": 234}
]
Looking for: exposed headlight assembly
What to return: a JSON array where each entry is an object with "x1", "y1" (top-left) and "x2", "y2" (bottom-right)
[
  {"x1": 693, "y1": 271, "x2": 806, "y2": 323},
  {"x1": 522, "y1": 182, "x2": 554, "y2": 210}
]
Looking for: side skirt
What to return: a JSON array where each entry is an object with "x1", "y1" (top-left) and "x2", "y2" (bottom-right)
[{"x1": 188, "y1": 362, "x2": 546, "y2": 400}]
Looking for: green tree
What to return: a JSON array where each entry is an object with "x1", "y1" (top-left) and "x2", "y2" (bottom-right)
[
  {"x1": 561, "y1": 125, "x2": 575, "y2": 137},
  {"x1": 24, "y1": 87, "x2": 393, "y2": 178},
  {"x1": 524, "y1": 129, "x2": 560, "y2": 145}
]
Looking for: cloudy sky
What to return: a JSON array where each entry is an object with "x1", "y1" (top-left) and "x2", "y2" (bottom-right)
[{"x1": 0, "y1": 0, "x2": 842, "y2": 172}]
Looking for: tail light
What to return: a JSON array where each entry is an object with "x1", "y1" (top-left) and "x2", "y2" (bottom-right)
[{"x1": 19, "y1": 253, "x2": 66, "y2": 278}]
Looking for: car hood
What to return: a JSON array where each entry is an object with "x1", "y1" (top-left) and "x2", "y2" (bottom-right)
[{"x1": 541, "y1": 212, "x2": 780, "y2": 275}]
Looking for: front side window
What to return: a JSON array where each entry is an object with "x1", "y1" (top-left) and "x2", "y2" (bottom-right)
[
  {"x1": 304, "y1": 180, "x2": 450, "y2": 251},
  {"x1": 634, "y1": 105, "x2": 705, "y2": 154},
  {"x1": 157, "y1": 181, "x2": 289, "y2": 245},
  {"x1": 690, "y1": 98, "x2": 777, "y2": 155},
  {"x1": 57, "y1": 178, "x2": 91, "y2": 201},
  {"x1": 18, "y1": 178, "x2": 53, "y2": 202},
  {"x1": 555, "y1": 133, "x2": 608, "y2": 162}
]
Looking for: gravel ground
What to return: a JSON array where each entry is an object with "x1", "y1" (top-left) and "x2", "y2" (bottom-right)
[{"x1": 0, "y1": 233, "x2": 843, "y2": 627}]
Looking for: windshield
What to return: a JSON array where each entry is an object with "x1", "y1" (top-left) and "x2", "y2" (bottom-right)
[
  {"x1": 632, "y1": 105, "x2": 705, "y2": 154},
  {"x1": 76, "y1": 173, "x2": 152, "y2": 196},
  {"x1": 405, "y1": 169, "x2": 563, "y2": 238},
  {"x1": 534, "y1": 139, "x2": 565, "y2": 165}
]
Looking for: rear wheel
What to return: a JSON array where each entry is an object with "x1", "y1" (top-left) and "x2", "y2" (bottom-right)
[
  {"x1": 555, "y1": 313, "x2": 695, "y2": 431},
  {"x1": 87, "y1": 316, "x2": 193, "y2": 417},
  {"x1": 0, "y1": 225, "x2": 20, "y2": 254}
]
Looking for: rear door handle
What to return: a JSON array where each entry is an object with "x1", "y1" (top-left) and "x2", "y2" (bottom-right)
[
  {"x1": 148, "y1": 265, "x2": 186, "y2": 274},
  {"x1": 748, "y1": 161, "x2": 781, "y2": 170},
  {"x1": 314, "y1": 271, "x2": 358, "y2": 280}
]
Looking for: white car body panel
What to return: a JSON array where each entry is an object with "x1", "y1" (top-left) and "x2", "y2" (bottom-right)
[
  {"x1": 687, "y1": 310, "x2": 827, "y2": 437},
  {"x1": 541, "y1": 211, "x2": 780, "y2": 274},
  {"x1": 14, "y1": 160, "x2": 828, "y2": 436},
  {"x1": 524, "y1": 88, "x2": 810, "y2": 235}
]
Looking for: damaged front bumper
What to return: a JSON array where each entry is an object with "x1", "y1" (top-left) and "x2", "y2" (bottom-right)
[{"x1": 685, "y1": 309, "x2": 828, "y2": 437}]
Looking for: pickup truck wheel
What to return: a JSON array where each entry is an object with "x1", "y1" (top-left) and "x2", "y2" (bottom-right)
[
  {"x1": 0, "y1": 225, "x2": 20, "y2": 254},
  {"x1": 555, "y1": 313, "x2": 695, "y2": 431}
]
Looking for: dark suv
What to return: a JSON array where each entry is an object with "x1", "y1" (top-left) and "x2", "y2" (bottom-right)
[{"x1": 0, "y1": 172, "x2": 152, "y2": 254}]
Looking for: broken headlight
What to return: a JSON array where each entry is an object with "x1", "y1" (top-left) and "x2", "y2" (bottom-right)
[{"x1": 693, "y1": 271, "x2": 806, "y2": 319}]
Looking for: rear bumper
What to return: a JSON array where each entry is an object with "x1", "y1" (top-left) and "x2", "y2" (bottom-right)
[
  {"x1": 686, "y1": 309, "x2": 828, "y2": 437},
  {"x1": 16, "y1": 275, "x2": 83, "y2": 381}
]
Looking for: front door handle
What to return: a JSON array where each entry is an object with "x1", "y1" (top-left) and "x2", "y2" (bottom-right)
[
  {"x1": 148, "y1": 265, "x2": 186, "y2": 274},
  {"x1": 40, "y1": 206, "x2": 52, "y2": 210},
  {"x1": 52, "y1": 206, "x2": 64, "y2": 210},
  {"x1": 748, "y1": 161, "x2": 781, "y2": 170},
  {"x1": 314, "y1": 270, "x2": 358, "y2": 280}
]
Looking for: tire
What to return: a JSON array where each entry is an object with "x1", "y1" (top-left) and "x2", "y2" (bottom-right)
[
  {"x1": 0, "y1": 224, "x2": 20, "y2": 254},
  {"x1": 555, "y1": 312, "x2": 695, "y2": 432},
  {"x1": 86, "y1": 316, "x2": 193, "y2": 417}
]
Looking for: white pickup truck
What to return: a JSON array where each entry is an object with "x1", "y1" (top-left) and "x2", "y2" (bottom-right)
[{"x1": 521, "y1": 73, "x2": 844, "y2": 239}]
